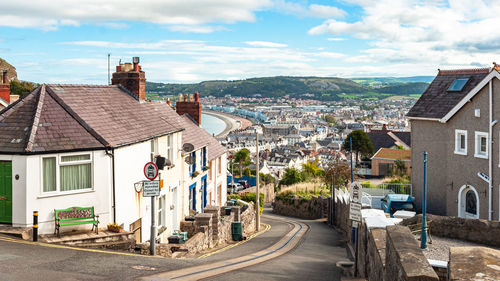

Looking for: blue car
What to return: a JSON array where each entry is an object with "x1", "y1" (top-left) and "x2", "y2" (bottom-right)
[{"x1": 381, "y1": 194, "x2": 415, "y2": 217}]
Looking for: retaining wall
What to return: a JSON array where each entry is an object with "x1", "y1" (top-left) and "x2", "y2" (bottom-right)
[{"x1": 273, "y1": 196, "x2": 329, "y2": 219}]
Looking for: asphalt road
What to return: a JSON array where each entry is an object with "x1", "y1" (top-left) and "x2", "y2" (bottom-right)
[
  {"x1": 0, "y1": 210, "x2": 348, "y2": 281},
  {"x1": 203, "y1": 212, "x2": 349, "y2": 281}
]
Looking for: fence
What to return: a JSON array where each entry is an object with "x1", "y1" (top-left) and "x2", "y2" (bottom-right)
[{"x1": 361, "y1": 183, "x2": 412, "y2": 196}]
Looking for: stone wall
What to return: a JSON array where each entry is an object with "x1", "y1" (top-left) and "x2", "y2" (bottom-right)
[
  {"x1": 330, "y1": 189, "x2": 438, "y2": 281},
  {"x1": 385, "y1": 225, "x2": 439, "y2": 281},
  {"x1": 273, "y1": 196, "x2": 328, "y2": 220},
  {"x1": 449, "y1": 247, "x2": 500, "y2": 280},
  {"x1": 402, "y1": 214, "x2": 500, "y2": 247},
  {"x1": 241, "y1": 204, "x2": 256, "y2": 234},
  {"x1": 239, "y1": 184, "x2": 275, "y2": 203}
]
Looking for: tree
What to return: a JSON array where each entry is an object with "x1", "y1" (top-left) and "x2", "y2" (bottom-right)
[
  {"x1": 322, "y1": 114, "x2": 336, "y2": 125},
  {"x1": 301, "y1": 159, "x2": 324, "y2": 180},
  {"x1": 342, "y1": 130, "x2": 374, "y2": 163},
  {"x1": 280, "y1": 168, "x2": 304, "y2": 186},
  {"x1": 323, "y1": 162, "x2": 354, "y2": 189},
  {"x1": 233, "y1": 148, "x2": 251, "y2": 177},
  {"x1": 393, "y1": 160, "x2": 407, "y2": 178},
  {"x1": 9, "y1": 80, "x2": 36, "y2": 98},
  {"x1": 259, "y1": 173, "x2": 276, "y2": 185},
  {"x1": 243, "y1": 168, "x2": 252, "y2": 177}
]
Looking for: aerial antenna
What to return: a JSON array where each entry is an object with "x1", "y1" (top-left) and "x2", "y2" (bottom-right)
[{"x1": 107, "y1": 53, "x2": 111, "y2": 85}]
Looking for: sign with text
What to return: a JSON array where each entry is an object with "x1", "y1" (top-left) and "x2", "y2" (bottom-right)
[
  {"x1": 143, "y1": 181, "x2": 160, "y2": 197},
  {"x1": 349, "y1": 202, "x2": 362, "y2": 222}
]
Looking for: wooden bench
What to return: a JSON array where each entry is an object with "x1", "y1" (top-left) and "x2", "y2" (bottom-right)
[
  {"x1": 408, "y1": 220, "x2": 433, "y2": 244},
  {"x1": 54, "y1": 206, "x2": 99, "y2": 237}
]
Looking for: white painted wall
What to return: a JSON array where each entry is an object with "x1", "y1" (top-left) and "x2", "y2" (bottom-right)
[{"x1": 0, "y1": 151, "x2": 112, "y2": 234}]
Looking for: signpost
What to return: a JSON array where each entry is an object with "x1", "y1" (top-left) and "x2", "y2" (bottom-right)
[
  {"x1": 349, "y1": 181, "x2": 362, "y2": 276},
  {"x1": 143, "y1": 162, "x2": 159, "y2": 255}
]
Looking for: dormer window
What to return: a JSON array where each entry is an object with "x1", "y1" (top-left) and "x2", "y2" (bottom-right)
[{"x1": 448, "y1": 78, "x2": 469, "y2": 91}]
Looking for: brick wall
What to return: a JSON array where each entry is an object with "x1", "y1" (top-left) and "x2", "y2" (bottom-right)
[
  {"x1": 176, "y1": 101, "x2": 202, "y2": 125},
  {"x1": 0, "y1": 84, "x2": 9, "y2": 104}
]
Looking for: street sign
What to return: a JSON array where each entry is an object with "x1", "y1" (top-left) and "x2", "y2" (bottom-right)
[
  {"x1": 144, "y1": 162, "x2": 159, "y2": 181},
  {"x1": 143, "y1": 181, "x2": 160, "y2": 197},
  {"x1": 350, "y1": 182, "x2": 363, "y2": 203},
  {"x1": 349, "y1": 202, "x2": 362, "y2": 222}
]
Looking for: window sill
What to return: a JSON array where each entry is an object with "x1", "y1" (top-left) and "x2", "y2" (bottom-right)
[
  {"x1": 454, "y1": 150, "x2": 467, "y2": 156},
  {"x1": 474, "y1": 153, "x2": 488, "y2": 159},
  {"x1": 38, "y1": 189, "x2": 95, "y2": 199}
]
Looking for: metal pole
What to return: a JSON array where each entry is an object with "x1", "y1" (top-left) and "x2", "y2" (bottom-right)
[
  {"x1": 33, "y1": 211, "x2": 38, "y2": 242},
  {"x1": 107, "y1": 53, "x2": 111, "y2": 85},
  {"x1": 350, "y1": 137, "x2": 354, "y2": 183},
  {"x1": 256, "y1": 132, "x2": 260, "y2": 231},
  {"x1": 330, "y1": 166, "x2": 335, "y2": 225},
  {"x1": 421, "y1": 151, "x2": 428, "y2": 249}
]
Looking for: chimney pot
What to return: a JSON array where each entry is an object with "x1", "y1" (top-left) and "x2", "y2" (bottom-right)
[
  {"x1": 178, "y1": 94, "x2": 183, "y2": 102},
  {"x1": 111, "y1": 57, "x2": 145, "y2": 101},
  {"x1": 194, "y1": 92, "x2": 199, "y2": 102}
]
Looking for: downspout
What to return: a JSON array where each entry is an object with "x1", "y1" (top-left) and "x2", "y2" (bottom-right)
[
  {"x1": 489, "y1": 80, "x2": 496, "y2": 221},
  {"x1": 106, "y1": 148, "x2": 117, "y2": 223}
]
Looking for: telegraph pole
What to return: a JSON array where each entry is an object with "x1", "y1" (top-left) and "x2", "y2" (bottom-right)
[
  {"x1": 255, "y1": 132, "x2": 260, "y2": 231},
  {"x1": 107, "y1": 53, "x2": 111, "y2": 85}
]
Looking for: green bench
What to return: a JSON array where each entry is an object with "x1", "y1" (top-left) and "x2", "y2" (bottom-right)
[{"x1": 54, "y1": 206, "x2": 99, "y2": 237}]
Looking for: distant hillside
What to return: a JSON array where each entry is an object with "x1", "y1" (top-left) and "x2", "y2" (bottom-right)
[
  {"x1": 352, "y1": 76, "x2": 434, "y2": 84},
  {"x1": 146, "y1": 76, "x2": 430, "y2": 101}
]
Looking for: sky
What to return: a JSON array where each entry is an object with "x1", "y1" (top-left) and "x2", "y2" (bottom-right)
[{"x1": 1, "y1": 0, "x2": 500, "y2": 84}]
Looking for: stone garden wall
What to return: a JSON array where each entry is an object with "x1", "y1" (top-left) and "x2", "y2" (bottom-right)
[
  {"x1": 401, "y1": 214, "x2": 500, "y2": 247},
  {"x1": 273, "y1": 196, "x2": 328, "y2": 219}
]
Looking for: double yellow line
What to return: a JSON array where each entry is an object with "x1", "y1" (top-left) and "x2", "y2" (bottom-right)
[{"x1": 198, "y1": 223, "x2": 271, "y2": 259}]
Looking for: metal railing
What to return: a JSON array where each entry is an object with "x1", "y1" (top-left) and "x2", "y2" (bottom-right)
[{"x1": 361, "y1": 183, "x2": 412, "y2": 196}]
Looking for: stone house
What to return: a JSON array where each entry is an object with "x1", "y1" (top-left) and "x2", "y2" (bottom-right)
[{"x1": 407, "y1": 67, "x2": 500, "y2": 220}]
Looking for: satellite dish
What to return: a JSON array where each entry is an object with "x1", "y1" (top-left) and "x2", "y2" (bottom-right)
[
  {"x1": 185, "y1": 155, "x2": 195, "y2": 165},
  {"x1": 183, "y1": 143, "x2": 195, "y2": 153}
]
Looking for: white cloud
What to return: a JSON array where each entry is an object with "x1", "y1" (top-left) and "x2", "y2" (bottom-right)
[
  {"x1": 245, "y1": 41, "x2": 287, "y2": 48},
  {"x1": 309, "y1": 0, "x2": 500, "y2": 70},
  {"x1": 168, "y1": 25, "x2": 227, "y2": 33},
  {"x1": 327, "y1": 37, "x2": 344, "y2": 41},
  {"x1": 0, "y1": 0, "x2": 272, "y2": 31},
  {"x1": 274, "y1": 1, "x2": 345, "y2": 19}
]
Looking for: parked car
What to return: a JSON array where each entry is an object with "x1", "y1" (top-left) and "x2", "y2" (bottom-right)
[
  {"x1": 238, "y1": 180, "x2": 250, "y2": 189},
  {"x1": 227, "y1": 183, "x2": 244, "y2": 194},
  {"x1": 381, "y1": 194, "x2": 415, "y2": 217}
]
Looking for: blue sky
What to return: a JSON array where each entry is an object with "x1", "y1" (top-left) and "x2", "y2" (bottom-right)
[{"x1": 1, "y1": 0, "x2": 500, "y2": 84}]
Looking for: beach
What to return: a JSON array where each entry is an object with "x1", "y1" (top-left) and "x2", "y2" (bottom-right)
[{"x1": 203, "y1": 110, "x2": 251, "y2": 138}]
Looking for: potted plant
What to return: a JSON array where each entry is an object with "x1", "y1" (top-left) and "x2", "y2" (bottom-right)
[
  {"x1": 191, "y1": 171, "x2": 200, "y2": 178},
  {"x1": 107, "y1": 222, "x2": 123, "y2": 233},
  {"x1": 202, "y1": 166, "x2": 209, "y2": 171}
]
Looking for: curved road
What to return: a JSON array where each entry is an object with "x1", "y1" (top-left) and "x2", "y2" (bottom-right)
[{"x1": 142, "y1": 209, "x2": 349, "y2": 281}]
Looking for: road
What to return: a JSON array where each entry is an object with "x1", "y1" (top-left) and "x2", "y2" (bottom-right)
[{"x1": 0, "y1": 210, "x2": 348, "y2": 281}]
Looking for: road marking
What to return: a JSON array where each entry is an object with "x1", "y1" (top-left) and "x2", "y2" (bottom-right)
[
  {"x1": 139, "y1": 218, "x2": 309, "y2": 281},
  {"x1": 197, "y1": 223, "x2": 271, "y2": 259},
  {"x1": 0, "y1": 235, "x2": 163, "y2": 259}
]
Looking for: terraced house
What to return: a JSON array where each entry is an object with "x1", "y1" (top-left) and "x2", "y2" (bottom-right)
[
  {"x1": 0, "y1": 58, "x2": 227, "y2": 243},
  {"x1": 408, "y1": 66, "x2": 500, "y2": 221}
]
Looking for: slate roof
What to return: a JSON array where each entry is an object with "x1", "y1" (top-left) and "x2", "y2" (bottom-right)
[
  {"x1": 367, "y1": 131, "x2": 397, "y2": 152},
  {"x1": 371, "y1": 148, "x2": 411, "y2": 161},
  {"x1": 180, "y1": 115, "x2": 227, "y2": 161},
  {"x1": 0, "y1": 84, "x2": 184, "y2": 154},
  {"x1": 407, "y1": 68, "x2": 490, "y2": 119},
  {"x1": 392, "y1": 131, "x2": 411, "y2": 146}
]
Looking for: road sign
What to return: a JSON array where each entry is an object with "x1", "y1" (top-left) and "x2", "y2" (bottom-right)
[
  {"x1": 350, "y1": 182, "x2": 363, "y2": 203},
  {"x1": 349, "y1": 202, "x2": 362, "y2": 222},
  {"x1": 144, "y1": 162, "x2": 159, "y2": 181},
  {"x1": 143, "y1": 181, "x2": 160, "y2": 197}
]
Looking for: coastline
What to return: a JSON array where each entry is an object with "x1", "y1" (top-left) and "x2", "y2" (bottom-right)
[{"x1": 203, "y1": 110, "x2": 251, "y2": 138}]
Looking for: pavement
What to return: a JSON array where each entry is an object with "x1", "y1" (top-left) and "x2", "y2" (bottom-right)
[{"x1": 0, "y1": 209, "x2": 348, "y2": 281}]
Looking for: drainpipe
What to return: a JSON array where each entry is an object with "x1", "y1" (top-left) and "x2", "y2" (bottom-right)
[
  {"x1": 489, "y1": 80, "x2": 496, "y2": 221},
  {"x1": 106, "y1": 148, "x2": 117, "y2": 223}
]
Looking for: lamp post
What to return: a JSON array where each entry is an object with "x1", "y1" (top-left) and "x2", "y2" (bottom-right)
[{"x1": 421, "y1": 151, "x2": 428, "y2": 249}]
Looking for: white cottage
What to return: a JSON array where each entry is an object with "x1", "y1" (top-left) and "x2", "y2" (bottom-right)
[{"x1": 0, "y1": 58, "x2": 227, "y2": 243}]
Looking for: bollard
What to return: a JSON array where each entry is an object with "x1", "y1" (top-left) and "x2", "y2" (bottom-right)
[{"x1": 33, "y1": 211, "x2": 38, "y2": 242}]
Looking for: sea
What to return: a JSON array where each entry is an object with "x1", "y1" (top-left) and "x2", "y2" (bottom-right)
[{"x1": 201, "y1": 113, "x2": 226, "y2": 136}]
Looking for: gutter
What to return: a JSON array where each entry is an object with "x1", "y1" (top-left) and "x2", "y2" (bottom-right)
[{"x1": 106, "y1": 148, "x2": 117, "y2": 223}]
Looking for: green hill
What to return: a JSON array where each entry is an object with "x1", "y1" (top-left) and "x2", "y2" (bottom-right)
[{"x1": 146, "y1": 76, "x2": 429, "y2": 101}]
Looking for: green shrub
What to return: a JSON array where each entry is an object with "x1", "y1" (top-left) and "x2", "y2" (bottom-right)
[{"x1": 240, "y1": 192, "x2": 265, "y2": 208}]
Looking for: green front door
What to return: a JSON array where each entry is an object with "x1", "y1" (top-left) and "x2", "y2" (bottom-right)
[{"x1": 0, "y1": 162, "x2": 12, "y2": 223}]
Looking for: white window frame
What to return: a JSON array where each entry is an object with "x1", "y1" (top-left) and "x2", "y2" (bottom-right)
[
  {"x1": 157, "y1": 195, "x2": 165, "y2": 227},
  {"x1": 166, "y1": 134, "x2": 173, "y2": 163},
  {"x1": 454, "y1": 129, "x2": 467, "y2": 155},
  {"x1": 151, "y1": 138, "x2": 158, "y2": 161},
  {"x1": 474, "y1": 131, "x2": 488, "y2": 159},
  {"x1": 40, "y1": 152, "x2": 93, "y2": 195}
]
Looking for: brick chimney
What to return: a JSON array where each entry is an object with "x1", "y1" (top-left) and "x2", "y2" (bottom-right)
[
  {"x1": 0, "y1": 71, "x2": 10, "y2": 104},
  {"x1": 176, "y1": 92, "x2": 202, "y2": 125},
  {"x1": 111, "y1": 57, "x2": 146, "y2": 101}
]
